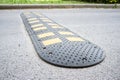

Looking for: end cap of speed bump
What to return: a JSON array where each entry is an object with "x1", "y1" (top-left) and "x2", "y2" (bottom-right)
[{"x1": 21, "y1": 12, "x2": 105, "y2": 68}]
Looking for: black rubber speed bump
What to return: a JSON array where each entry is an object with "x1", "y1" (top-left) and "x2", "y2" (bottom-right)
[{"x1": 21, "y1": 12, "x2": 105, "y2": 68}]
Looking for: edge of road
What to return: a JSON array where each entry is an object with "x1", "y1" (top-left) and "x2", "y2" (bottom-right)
[{"x1": 0, "y1": 4, "x2": 120, "y2": 9}]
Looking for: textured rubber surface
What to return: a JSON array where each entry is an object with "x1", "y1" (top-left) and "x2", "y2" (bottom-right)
[{"x1": 21, "y1": 12, "x2": 105, "y2": 68}]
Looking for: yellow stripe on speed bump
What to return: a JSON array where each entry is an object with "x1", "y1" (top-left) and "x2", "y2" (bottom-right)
[
  {"x1": 42, "y1": 38, "x2": 62, "y2": 46},
  {"x1": 33, "y1": 12, "x2": 42, "y2": 16},
  {"x1": 66, "y1": 37, "x2": 84, "y2": 42},
  {"x1": 37, "y1": 32, "x2": 55, "y2": 38},
  {"x1": 37, "y1": 14, "x2": 43, "y2": 17},
  {"x1": 31, "y1": 24, "x2": 44, "y2": 28},
  {"x1": 34, "y1": 13, "x2": 43, "y2": 17},
  {"x1": 33, "y1": 27, "x2": 47, "y2": 31},
  {"x1": 24, "y1": 12, "x2": 30, "y2": 15},
  {"x1": 40, "y1": 18, "x2": 52, "y2": 22},
  {"x1": 58, "y1": 31, "x2": 74, "y2": 35},
  {"x1": 26, "y1": 16, "x2": 31, "y2": 18},
  {"x1": 48, "y1": 23, "x2": 58, "y2": 26},
  {"x1": 40, "y1": 18, "x2": 48, "y2": 20},
  {"x1": 27, "y1": 18, "x2": 37, "y2": 21},
  {"x1": 51, "y1": 25, "x2": 63, "y2": 28},
  {"x1": 42, "y1": 19, "x2": 52, "y2": 22},
  {"x1": 29, "y1": 20, "x2": 39, "y2": 24}
]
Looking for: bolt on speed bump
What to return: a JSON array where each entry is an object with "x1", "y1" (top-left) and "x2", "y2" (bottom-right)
[{"x1": 21, "y1": 12, "x2": 105, "y2": 68}]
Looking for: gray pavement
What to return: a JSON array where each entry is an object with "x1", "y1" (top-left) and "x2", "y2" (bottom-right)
[{"x1": 0, "y1": 9, "x2": 120, "y2": 80}]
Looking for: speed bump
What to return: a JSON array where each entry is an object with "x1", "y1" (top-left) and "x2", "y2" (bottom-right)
[{"x1": 21, "y1": 12, "x2": 105, "y2": 68}]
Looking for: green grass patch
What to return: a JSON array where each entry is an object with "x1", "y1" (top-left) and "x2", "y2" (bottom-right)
[{"x1": 0, "y1": 0, "x2": 87, "y2": 4}]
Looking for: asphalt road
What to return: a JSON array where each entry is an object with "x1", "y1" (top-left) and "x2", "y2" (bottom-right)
[{"x1": 0, "y1": 9, "x2": 120, "y2": 80}]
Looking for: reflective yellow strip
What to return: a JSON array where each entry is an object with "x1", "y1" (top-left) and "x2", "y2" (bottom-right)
[
  {"x1": 35, "y1": 14, "x2": 42, "y2": 16},
  {"x1": 48, "y1": 23, "x2": 58, "y2": 26},
  {"x1": 27, "y1": 18, "x2": 37, "y2": 21},
  {"x1": 40, "y1": 18, "x2": 48, "y2": 20},
  {"x1": 51, "y1": 25, "x2": 63, "y2": 28},
  {"x1": 26, "y1": 15, "x2": 31, "y2": 18},
  {"x1": 42, "y1": 38, "x2": 62, "y2": 46},
  {"x1": 36, "y1": 14, "x2": 43, "y2": 17},
  {"x1": 24, "y1": 12, "x2": 30, "y2": 15},
  {"x1": 33, "y1": 27, "x2": 47, "y2": 31},
  {"x1": 42, "y1": 19, "x2": 52, "y2": 22},
  {"x1": 40, "y1": 18, "x2": 52, "y2": 22},
  {"x1": 66, "y1": 37, "x2": 84, "y2": 41},
  {"x1": 33, "y1": 12, "x2": 43, "y2": 17},
  {"x1": 37, "y1": 32, "x2": 55, "y2": 38},
  {"x1": 29, "y1": 20, "x2": 39, "y2": 24},
  {"x1": 31, "y1": 24, "x2": 44, "y2": 28},
  {"x1": 59, "y1": 31, "x2": 74, "y2": 35}
]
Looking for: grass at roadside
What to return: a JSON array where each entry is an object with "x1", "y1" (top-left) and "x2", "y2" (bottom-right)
[{"x1": 0, "y1": 0, "x2": 87, "y2": 4}]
